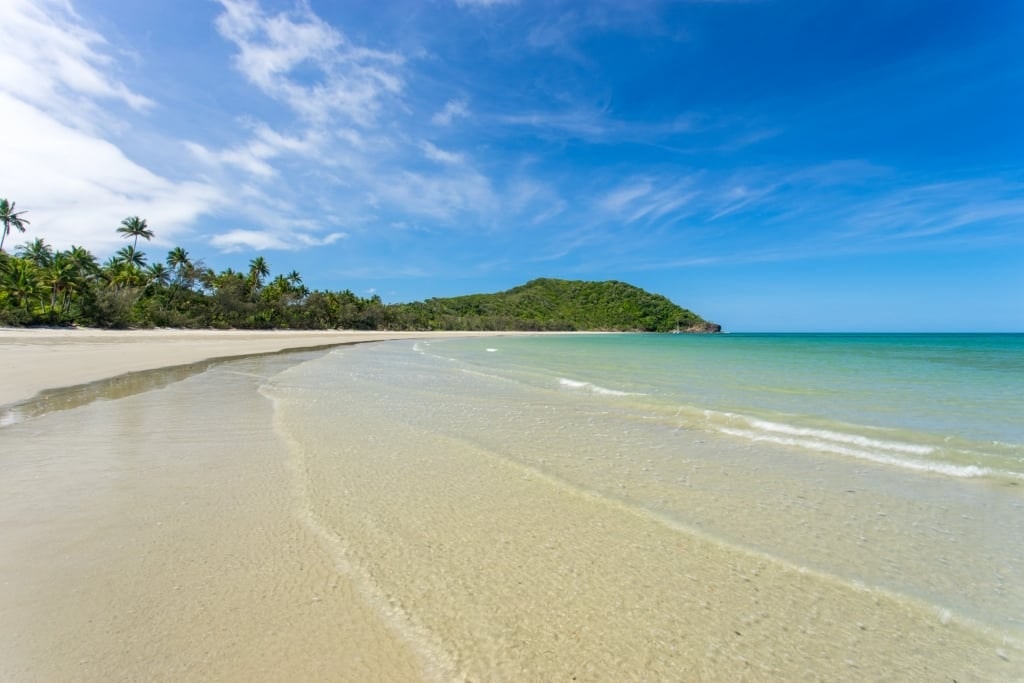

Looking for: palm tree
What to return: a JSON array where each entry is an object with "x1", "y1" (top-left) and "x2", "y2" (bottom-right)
[
  {"x1": 248, "y1": 256, "x2": 270, "y2": 289},
  {"x1": 117, "y1": 216, "x2": 154, "y2": 251},
  {"x1": 145, "y1": 262, "x2": 170, "y2": 287},
  {"x1": 115, "y1": 245, "x2": 147, "y2": 269},
  {"x1": 40, "y1": 255, "x2": 76, "y2": 316},
  {"x1": 1, "y1": 257, "x2": 42, "y2": 312},
  {"x1": 165, "y1": 246, "x2": 193, "y2": 303},
  {"x1": 17, "y1": 237, "x2": 53, "y2": 267},
  {"x1": 166, "y1": 246, "x2": 191, "y2": 272},
  {"x1": 53, "y1": 249, "x2": 92, "y2": 316},
  {"x1": 285, "y1": 269, "x2": 308, "y2": 299},
  {"x1": 67, "y1": 245, "x2": 100, "y2": 278},
  {"x1": 0, "y1": 199, "x2": 31, "y2": 253}
]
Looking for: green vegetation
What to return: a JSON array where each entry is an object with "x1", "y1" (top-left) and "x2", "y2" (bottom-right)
[
  {"x1": 0, "y1": 199, "x2": 718, "y2": 332},
  {"x1": 391, "y1": 278, "x2": 717, "y2": 332}
]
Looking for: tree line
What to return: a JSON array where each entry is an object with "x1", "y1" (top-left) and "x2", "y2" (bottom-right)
[
  {"x1": 0, "y1": 201, "x2": 391, "y2": 329},
  {"x1": 1, "y1": 198, "x2": 716, "y2": 332}
]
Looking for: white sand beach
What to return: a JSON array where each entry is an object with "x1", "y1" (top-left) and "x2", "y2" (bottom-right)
[{"x1": 0, "y1": 328, "x2": 499, "y2": 407}]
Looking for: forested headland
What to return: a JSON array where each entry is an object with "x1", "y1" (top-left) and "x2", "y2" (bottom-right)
[{"x1": 0, "y1": 203, "x2": 718, "y2": 333}]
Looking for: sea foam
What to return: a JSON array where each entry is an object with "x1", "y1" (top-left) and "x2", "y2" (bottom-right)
[
  {"x1": 558, "y1": 377, "x2": 641, "y2": 397},
  {"x1": 714, "y1": 425, "x2": 1015, "y2": 480}
]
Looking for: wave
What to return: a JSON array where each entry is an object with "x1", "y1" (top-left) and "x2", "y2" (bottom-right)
[
  {"x1": 716, "y1": 427, "x2": 1014, "y2": 479},
  {"x1": 558, "y1": 377, "x2": 643, "y2": 397},
  {"x1": 706, "y1": 412, "x2": 1024, "y2": 481},
  {"x1": 740, "y1": 416, "x2": 935, "y2": 456}
]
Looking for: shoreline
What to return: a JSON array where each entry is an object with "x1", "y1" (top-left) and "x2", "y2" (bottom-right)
[{"x1": 0, "y1": 327, "x2": 514, "y2": 408}]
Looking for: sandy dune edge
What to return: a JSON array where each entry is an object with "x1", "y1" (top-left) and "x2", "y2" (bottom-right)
[{"x1": 0, "y1": 328, "x2": 506, "y2": 407}]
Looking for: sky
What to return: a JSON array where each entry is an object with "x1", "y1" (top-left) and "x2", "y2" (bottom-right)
[{"x1": 1, "y1": 0, "x2": 1022, "y2": 331}]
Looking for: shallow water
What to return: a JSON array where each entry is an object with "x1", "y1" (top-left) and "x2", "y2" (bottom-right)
[
  {"x1": 262, "y1": 337, "x2": 1023, "y2": 680},
  {"x1": 2, "y1": 336, "x2": 1022, "y2": 681},
  {"x1": 0, "y1": 351, "x2": 428, "y2": 682}
]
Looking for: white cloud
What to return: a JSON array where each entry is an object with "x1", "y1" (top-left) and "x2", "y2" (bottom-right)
[
  {"x1": 1, "y1": 86, "x2": 220, "y2": 256},
  {"x1": 599, "y1": 181, "x2": 653, "y2": 213},
  {"x1": 0, "y1": 0, "x2": 153, "y2": 130},
  {"x1": 420, "y1": 141, "x2": 465, "y2": 165},
  {"x1": 371, "y1": 170, "x2": 496, "y2": 221},
  {"x1": 431, "y1": 99, "x2": 470, "y2": 126},
  {"x1": 187, "y1": 124, "x2": 326, "y2": 179},
  {"x1": 210, "y1": 229, "x2": 346, "y2": 252},
  {"x1": 215, "y1": 0, "x2": 404, "y2": 126}
]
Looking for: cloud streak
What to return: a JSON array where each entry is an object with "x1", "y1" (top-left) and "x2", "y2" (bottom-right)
[{"x1": 215, "y1": 0, "x2": 404, "y2": 126}]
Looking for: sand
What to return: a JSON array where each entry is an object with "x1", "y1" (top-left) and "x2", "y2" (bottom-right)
[
  {"x1": 0, "y1": 327, "x2": 500, "y2": 408},
  {"x1": 0, "y1": 329, "x2": 510, "y2": 682}
]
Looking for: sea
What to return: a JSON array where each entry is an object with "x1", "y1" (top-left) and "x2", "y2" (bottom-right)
[{"x1": 2, "y1": 332, "x2": 1022, "y2": 681}]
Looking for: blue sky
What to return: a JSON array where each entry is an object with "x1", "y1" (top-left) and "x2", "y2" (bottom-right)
[{"x1": 2, "y1": 0, "x2": 1022, "y2": 331}]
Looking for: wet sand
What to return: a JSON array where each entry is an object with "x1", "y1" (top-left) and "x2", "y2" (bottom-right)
[
  {"x1": 0, "y1": 352, "x2": 433, "y2": 681},
  {"x1": 0, "y1": 330, "x2": 503, "y2": 681},
  {"x1": 0, "y1": 327, "x2": 501, "y2": 408}
]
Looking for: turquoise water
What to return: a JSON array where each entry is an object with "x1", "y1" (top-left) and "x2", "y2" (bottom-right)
[
  {"x1": 430, "y1": 333, "x2": 1024, "y2": 481},
  {"x1": 264, "y1": 332, "x2": 1024, "y2": 669}
]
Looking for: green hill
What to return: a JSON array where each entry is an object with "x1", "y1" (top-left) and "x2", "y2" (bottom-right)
[{"x1": 389, "y1": 278, "x2": 720, "y2": 332}]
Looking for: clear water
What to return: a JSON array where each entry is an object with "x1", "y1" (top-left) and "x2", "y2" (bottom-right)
[
  {"x1": 432, "y1": 333, "x2": 1024, "y2": 481},
  {"x1": 254, "y1": 333, "x2": 1024, "y2": 678}
]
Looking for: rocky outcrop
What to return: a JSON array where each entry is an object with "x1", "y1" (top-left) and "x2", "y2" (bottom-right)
[{"x1": 680, "y1": 321, "x2": 722, "y2": 334}]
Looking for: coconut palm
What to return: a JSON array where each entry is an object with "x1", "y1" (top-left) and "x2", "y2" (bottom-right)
[
  {"x1": 17, "y1": 237, "x2": 53, "y2": 267},
  {"x1": 40, "y1": 254, "x2": 76, "y2": 315},
  {"x1": 52, "y1": 250, "x2": 92, "y2": 316},
  {"x1": 117, "y1": 216, "x2": 154, "y2": 251},
  {"x1": 115, "y1": 245, "x2": 147, "y2": 269},
  {"x1": 0, "y1": 198, "x2": 30, "y2": 253},
  {"x1": 67, "y1": 245, "x2": 100, "y2": 278},
  {"x1": 166, "y1": 246, "x2": 191, "y2": 272},
  {"x1": 1, "y1": 257, "x2": 42, "y2": 312},
  {"x1": 145, "y1": 262, "x2": 170, "y2": 287},
  {"x1": 165, "y1": 247, "x2": 193, "y2": 303},
  {"x1": 248, "y1": 256, "x2": 270, "y2": 289}
]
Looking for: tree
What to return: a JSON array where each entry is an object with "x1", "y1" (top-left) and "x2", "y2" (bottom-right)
[
  {"x1": 40, "y1": 254, "x2": 76, "y2": 316},
  {"x1": 145, "y1": 262, "x2": 170, "y2": 287},
  {"x1": 67, "y1": 245, "x2": 99, "y2": 275},
  {"x1": 17, "y1": 237, "x2": 53, "y2": 267},
  {"x1": 1, "y1": 257, "x2": 42, "y2": 313},
  {"x1": 166, "y1": 246, "x2": 191, "y2": 272},
  {"x1": 114, "y1": 245, "x2": 147, "y2": 269},
  {"x1": 116, "y1": 216, "x2": 154, "y2": 251},
  {"x1": 165, "y1": 246, "x2": 193, "y2": 304},
  {"x1": 0, "y1": 199, "x2": 30, "y2": 253},
  {"x1": 248, "y1": 256, "x2": 270, "y2": 289}
]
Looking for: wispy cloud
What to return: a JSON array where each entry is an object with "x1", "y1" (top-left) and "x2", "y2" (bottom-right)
[
  {"x1": 215, "y1": 0, "x2": 404, "y2": 126},
  {"x1": 210, "y1": 228, "x2": 346, "y2": 252},
  {"x1": 838, "y1": 180, "x2": 1024, "y2": 243},
  {"x1": 0, "y1": 0, "x2": 154, "y2": 128},
  {"x1": 186, "y1": 124, "x2": 326, "y2": 179},
  {"x1": 2, "y1": 92, "x2": 223, "y2": 253},
  {"x1": 419, "y1": 141, "x2": 465, "y2": 165},
  {"x1": 0, "y1": 2, "x2": 221, "y2": 254},
  {"x1": 371, "y1": 169, "x2": 496, "y2": 221},
  {"x1": 431, "y1": 99, "x2": 470, "y2": 126}
]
